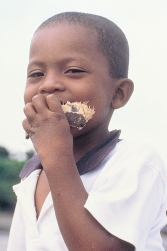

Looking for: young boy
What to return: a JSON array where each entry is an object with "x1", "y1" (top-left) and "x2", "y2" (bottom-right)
[{"x1": 7, "y1": 12, "x2": 167, "y2": 251}]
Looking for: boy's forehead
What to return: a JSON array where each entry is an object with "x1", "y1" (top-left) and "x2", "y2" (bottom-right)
[
  {"x1": 30, "y1": 23, "x2": 102, "y2": 61},
  {"x1": 31, "y1": 23, "x2": 98, "y2": 49},
  {"x1": 37, "y1": 21, "x2": 96, "y2": 36}
]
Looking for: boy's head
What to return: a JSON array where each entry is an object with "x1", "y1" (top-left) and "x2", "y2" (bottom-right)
[
  {"x1": 25, "y1": 12, "x2": 133, "y2": 137},
  {"x1": 36, "y1": 12, "x2": 129, "y2": 79}
]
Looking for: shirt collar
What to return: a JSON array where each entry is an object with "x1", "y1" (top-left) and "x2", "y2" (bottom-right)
[{"x1": 19, "y1": 130, "x2": 121, "y2": 179}]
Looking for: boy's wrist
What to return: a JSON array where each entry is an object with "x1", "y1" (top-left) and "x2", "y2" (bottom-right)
[{"x1": 38, "y1": 147, "x2": 74, "y2": 170}]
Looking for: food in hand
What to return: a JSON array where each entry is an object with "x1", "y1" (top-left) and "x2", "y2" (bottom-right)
[{"x1": 62, "y1": 101, "x2": 95, "y2": 130}]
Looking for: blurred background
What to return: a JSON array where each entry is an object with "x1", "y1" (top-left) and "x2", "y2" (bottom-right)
[{"x1": 0, "y1": 0, "x2": 167, "y2": 250}]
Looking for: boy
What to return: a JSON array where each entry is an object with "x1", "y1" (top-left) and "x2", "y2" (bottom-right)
[{"x1": 7, "y1": 12, "x2": 167, "y2": 251}]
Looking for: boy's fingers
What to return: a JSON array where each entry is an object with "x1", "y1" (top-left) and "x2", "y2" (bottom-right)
[
  {"x1": 22, "y1": 118, "x2": 29, "y2": 131},
  {"x1": 22, "y1": 118, "x2": 31, "y2": 138},
  {"x1": 46, "y1": 94, "x2": 63, "y2": 113},
  {"x1": 31, "y1": 94, "x2": 47, "y2": 114},
  {"x1": 31, "y1": 94, "x2": 63, "y2": 114},
  {"x1": 24, "y1": 102, "x2": 37, "y2": 118}
]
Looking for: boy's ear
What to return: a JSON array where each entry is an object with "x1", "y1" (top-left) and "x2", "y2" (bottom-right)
[{"x1": 111, "y1": 78, "x2": 134, "y2": 109}]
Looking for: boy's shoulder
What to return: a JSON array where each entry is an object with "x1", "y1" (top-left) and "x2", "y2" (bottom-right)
[
  {"x1": 115, "y1": 139, "x2": 163, "y2": 163},
  {"x1": 113, "y1": 139, "x2": 166, "y2": 179},
  {"x1": 117, "y1": 139, "x2": 163, "y2": 162}
]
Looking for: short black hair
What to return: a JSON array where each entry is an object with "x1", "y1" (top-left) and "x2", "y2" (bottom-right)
[{"x1": 36, "y1": 12, "x2": 129, "y2": 78}]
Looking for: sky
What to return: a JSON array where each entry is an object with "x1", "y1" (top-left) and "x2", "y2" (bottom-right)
[{"x1": 0, "y1": 0, "x2": 167, "y2": 164}]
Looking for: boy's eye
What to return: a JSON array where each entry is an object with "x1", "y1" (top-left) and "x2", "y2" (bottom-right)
[
  {"x1": 27, "y1": 72, "x2": 44, "y2": 78},
  {"x1": 65, "y1": 68, "x2": 85, "y2": 74}
]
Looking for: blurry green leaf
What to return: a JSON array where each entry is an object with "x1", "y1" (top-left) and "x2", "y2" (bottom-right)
[{"x1": 0, "y1": 156, "x2": 26, "y2": 210}]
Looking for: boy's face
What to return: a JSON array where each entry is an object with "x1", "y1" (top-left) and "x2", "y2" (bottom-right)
[{"x1": 25, "y1": 23, "x2": 117, "y2": 137}]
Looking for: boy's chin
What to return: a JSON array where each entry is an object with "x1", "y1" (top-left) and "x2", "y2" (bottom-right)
[
  {"x1": 70, "y1": 125, "x2": 86, "y2": 138},
  {"x1": 70, "y1": 122, "x2": 95, "y2": 139}
]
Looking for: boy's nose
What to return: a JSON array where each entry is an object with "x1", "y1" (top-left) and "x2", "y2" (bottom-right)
[{"x1": 39, "y1": 76, "x2": 66, "y2": 94}]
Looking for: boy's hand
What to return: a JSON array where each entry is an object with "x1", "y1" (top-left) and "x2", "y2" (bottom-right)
[{"x1": 22, "y1": 94, "x2": 73, "y2": 161}]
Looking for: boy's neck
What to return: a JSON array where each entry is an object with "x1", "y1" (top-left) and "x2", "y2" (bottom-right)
[{"x1": 73, "y1": 127, "x2": 110, "y2": 162}]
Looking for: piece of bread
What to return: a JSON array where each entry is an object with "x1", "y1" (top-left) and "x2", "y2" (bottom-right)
[{"x1": 62, "y1": 101, "x2": 95, "y2": 130}]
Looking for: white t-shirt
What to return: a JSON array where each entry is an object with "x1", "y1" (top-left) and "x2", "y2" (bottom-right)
[{"x1": 7, "y1": 140, "x2": 167, "y2": 251}]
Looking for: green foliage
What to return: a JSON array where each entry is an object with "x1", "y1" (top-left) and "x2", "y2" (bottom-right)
[
  {"x1": 0, "y1": 156, "x2": 26, "y2": 211},
  {"x1": 0, "y1": 146, "x2": 9, "y2": 158}
]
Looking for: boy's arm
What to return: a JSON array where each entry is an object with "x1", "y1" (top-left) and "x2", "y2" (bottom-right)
[
  {"x1": 43, "y1": 155, "x2": 134, "y2": 251},
  {"x1": 23, "y1": 94, "x2": 134, "y2": 251}
]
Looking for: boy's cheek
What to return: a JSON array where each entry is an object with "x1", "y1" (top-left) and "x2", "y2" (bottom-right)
[
  {"x1": 24, "y1": 92, "x2": 32, "y2": 104},
  {"x1": 24, "y1": 87, "x2": 38, "y2": 104}
]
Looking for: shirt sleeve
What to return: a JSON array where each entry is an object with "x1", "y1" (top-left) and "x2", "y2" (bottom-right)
[
  {"x1": 7, "y1": 200, "x2": 26, "y2": 251},
  {"x1": 84, "y1": 143, "x2": 167, "y2": 250}
]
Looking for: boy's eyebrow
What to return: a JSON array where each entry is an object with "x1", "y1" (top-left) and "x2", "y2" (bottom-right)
[
  {"x1": 27, "y1": 60, "x2": 45, "y2": 71},
  {"x1": 58, "y1": 56, "x2": 91, "y2": 64},
  {"x1": 27, "y1": 57, "x2": 91, "y2": 69}
]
